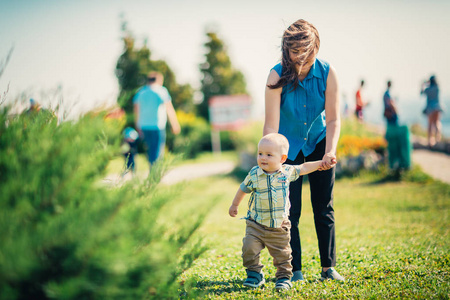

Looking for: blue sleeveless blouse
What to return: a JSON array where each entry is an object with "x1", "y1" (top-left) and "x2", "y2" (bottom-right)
[{"x1": 272, "y1": 58, "x2": 330, "y2": 159}]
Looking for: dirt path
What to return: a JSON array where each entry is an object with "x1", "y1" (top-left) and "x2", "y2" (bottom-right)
[
  {"x1": 103, "y1": 145, "x2": 449, "y2": 186},
  {"x1": 160, "y1": 161, "x2": 235, "y2": 185},
  {"x1": 103, "y1": 161, "x2": 236, "y2": 186},
  {"x1": 412, "y1": 149, "x2": 450, "y2": 184},
  {"x1": 159, "y1": 150, "x2": 450, "y2": 185}
]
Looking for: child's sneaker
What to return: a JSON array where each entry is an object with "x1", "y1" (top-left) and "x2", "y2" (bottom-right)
[
  {"x1": 243, "y1": 270, "x2": 265, "y2": 288},
  {"x1": 320, "y1": 268, "x2": 345, "y2": 281},
  {"x1": 275, "y1": 277, "x2": 292, "y2": 291}
]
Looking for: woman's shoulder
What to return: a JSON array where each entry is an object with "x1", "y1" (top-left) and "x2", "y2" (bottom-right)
[
  {"x1": 271, "y1": 62, "x2": 283, "y2": 76},
  {"x1": 315, "y1": 58, "x2": 331, "y2": 73},
  {"x1": 315, "y1": 58, "x2": 334, "y2": 82}
]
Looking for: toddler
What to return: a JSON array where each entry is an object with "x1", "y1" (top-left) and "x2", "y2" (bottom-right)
[{"x1": 229, "y1": 133, "x2": 334, "y2": 290}]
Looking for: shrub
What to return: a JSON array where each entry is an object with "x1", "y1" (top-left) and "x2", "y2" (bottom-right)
[
  {"x1": 229, "y1": 121, "x2": 263, "y2": 156},
  {"x1": 410, "y1": 122, "x2": 428, "y2": 138},
  {"x1": 228, "y1": 121, "x2": 263, "y2": 171},
  {"x1": 0, "y1": 108, "x2": 206, "y2": 299},
  {"x1": 166, "y1": 111, "x2": 234, "y2": 158},
  {"x1": 166, "y1": 111, "x2": 211, "y2": 158},
  {"x1": 336, "y1": 120, "x2": 387, "y2": 176},
  {"x1": 337, "y1": 135, "x2": 387, "y2": 159}
]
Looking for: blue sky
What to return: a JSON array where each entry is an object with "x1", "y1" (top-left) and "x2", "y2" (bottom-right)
[{"x1": 1, "y1": 0, "x2": 450, "y2": 124}]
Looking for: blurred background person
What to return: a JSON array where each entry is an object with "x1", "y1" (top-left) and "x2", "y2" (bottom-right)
[
  {"x1": 384, "y1": 80, "x2": 412, "y2": 171},
  {"x1": 121, "y1": 126, "x2": 139, "y2": 177},
  {"x1": 26, "y1": 98, "x2": 41, "y2": 114},
  {"x1": 421, "y1": 75, "x2": 443, "y2": 147},
  {"x1": 133, "y1": 71, "x2": 181, "y2": 169},
  {"x1": 383, "y1": 80, "x2": 398, "y2": 126},
  {"x1": 355, "y1": 80, "x2": 368, "y2": 122}
]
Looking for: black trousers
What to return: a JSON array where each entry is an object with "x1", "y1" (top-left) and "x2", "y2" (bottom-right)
[{"x1": 285, "y1": 138, "x2": 336, "y2": 271}]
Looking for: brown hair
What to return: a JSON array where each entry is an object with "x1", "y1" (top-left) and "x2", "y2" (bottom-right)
[{"x1": 268, "y1": 19, "x2": 320, "y2": 90}]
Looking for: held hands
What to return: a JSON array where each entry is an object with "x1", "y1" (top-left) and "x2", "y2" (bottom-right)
[
  {"x1": 229, "y1": 204, "x2": 239, "y2": 217},
  {"x1": 318, "y1": 153, "x2": 337, "y2": 171},
  {"x1": 136, "y1": 128, "x2": 144, "y2": 139}
]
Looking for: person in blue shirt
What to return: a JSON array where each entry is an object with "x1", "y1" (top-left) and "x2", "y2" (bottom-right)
[
  {"x1": 421, "y1": 75, "x2": 443, "y2": 147},
  {"x1": 264, "y1": 19, "x2": 344, "y2": 282},
  {"x1": 133, "y1": 72, "x2": 180, "y2": 168}
]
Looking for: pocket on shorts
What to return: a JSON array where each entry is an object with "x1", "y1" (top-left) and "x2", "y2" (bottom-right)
[{"x1": 281, "y1": 219, "x2": 291, "y2": 233}]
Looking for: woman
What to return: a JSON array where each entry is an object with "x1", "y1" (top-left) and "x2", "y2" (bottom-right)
[
  {"x1": 383, "y1": 80, "x2": 398, "y2": 125},
  {"x1": 264, "y1": 19, "x2": 343, "y2": 282},
  {"x1": 421, "y1": 75, "x2": 443, "y2": 147}
]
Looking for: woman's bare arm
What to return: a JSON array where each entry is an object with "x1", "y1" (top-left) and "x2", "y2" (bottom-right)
[{"x1": 263, "y1": 70, "x2": 282, "y2": 136}]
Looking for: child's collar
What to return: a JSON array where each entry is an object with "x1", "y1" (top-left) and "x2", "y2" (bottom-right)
[{"x1": 257, "y1": 166, "x2": 284, "y2": 176}]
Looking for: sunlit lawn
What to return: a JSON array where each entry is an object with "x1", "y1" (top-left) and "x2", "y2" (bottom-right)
[{"x1": 171, "y1": 169, "x2": 450, "y2": 299}]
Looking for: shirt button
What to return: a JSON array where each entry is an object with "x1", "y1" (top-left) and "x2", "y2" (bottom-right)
[
  {"x1": 304, "y1": 138, "x2": 307, "y2": 140},
  {"x1": 304, "y1": 105, "x2": 306, "y2": 107},
  {"x1": 304, "y1": 123, "x2": 307, "y2": 125}
]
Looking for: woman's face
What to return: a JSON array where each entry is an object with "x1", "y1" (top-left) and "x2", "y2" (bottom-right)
[
  {"x1": 289, "y1": 47, "x2": 317, "y2": 74},
  {"x1": 302, "y1": 51, "x2": 317, "y2": 72}
]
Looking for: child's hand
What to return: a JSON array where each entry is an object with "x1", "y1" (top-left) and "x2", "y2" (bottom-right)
[
  {"x1": 319, "y1": 153, "x2": 337, "y2": 170},
  {"x1": 137, "y1": 128, "x2": 144, "y2": 138},
  {"x1": 229, "y1": 205, "x2": 239, "y2": 217}
]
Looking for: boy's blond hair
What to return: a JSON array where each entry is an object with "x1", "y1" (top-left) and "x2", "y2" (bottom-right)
[{"x1": 259, "y1": 133, "x2": 289, "y2": 156}]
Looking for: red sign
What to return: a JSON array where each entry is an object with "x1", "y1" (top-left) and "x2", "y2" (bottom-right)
[{"x1": 208, "y1": 95, "x2": 252, "y2": 131}]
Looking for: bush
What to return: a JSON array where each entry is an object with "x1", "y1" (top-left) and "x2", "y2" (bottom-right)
[
  {"x1": 229, "y1": 121, "x2": 263, "y2": 156},
  {"x1": 0, "y1": 108, "x2": 206, "y2": 299},
  {"x1": 228, "y1": 121, "x2": 263, "y2": 170},
  {"x1": 166, "y1": 111, "x2": 234, "y2": 158},
  {"x1": 337, "y1": 135, "x2": 387, "y2": 159},
  {"x1": 166, "y1": 111, "x2": 211, "y2": 158},
  {"x1": 335, "y1": 120, "x2": 387, "y2": 176}
]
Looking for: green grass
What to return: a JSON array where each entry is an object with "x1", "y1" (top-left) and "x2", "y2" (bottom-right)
[{"x1": 171, "y1": 168, "x2": 450, "y2": 299}]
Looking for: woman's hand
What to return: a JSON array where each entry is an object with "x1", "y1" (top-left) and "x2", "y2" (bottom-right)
[{"x1": 319, "y1": 153, "x2": 337, "y2": 171}]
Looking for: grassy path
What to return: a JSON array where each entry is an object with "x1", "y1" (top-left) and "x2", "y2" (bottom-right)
[{"x1": 173, "y1": 170, "x2": 449, "y2": 299}]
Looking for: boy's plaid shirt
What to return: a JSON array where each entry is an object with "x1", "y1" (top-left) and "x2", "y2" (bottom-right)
[{"x1": 240, "y1": 165, "x2": 302, "y2": 228}]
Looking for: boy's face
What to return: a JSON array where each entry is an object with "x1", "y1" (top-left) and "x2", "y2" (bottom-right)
[{"x1": 257, "y1": 140, "x2": 287, "y2": 174}]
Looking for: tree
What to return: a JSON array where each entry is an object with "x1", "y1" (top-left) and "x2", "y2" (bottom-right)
[
  {"x1": 198, "y1": 31, "x2": 248, "y2": 121},
  {"x1": 115, "y1": 24, "x2": 195, "y2": 118}
]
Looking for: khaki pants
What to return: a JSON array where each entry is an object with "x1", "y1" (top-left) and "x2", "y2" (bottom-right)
[{"x1": 242, "y1": 219, "x2": 293, "y2": 279}]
